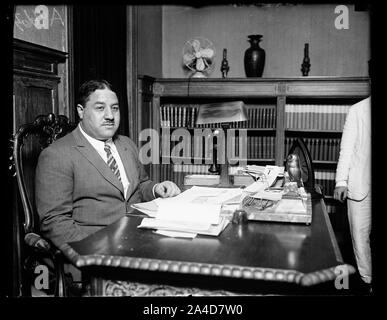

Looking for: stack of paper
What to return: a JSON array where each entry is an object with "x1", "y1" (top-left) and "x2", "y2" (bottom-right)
[
  {"x1": 138, "y1": 216, "x2": 229, "y2": 237},
  {"x1": 133, "y1": 186, "x2": 243, "y2": 237}
]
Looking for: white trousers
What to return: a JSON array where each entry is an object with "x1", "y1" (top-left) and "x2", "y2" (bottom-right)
[{"x1": 347, "y1": 193, "x2": 372, "y2": 283}]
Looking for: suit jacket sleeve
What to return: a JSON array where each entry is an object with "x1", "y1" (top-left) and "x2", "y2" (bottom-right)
[
  {"x1": 35, "y1": 145, "x2": 88, "y2": 247},
  {"x1": 335, "y1": 106, "x2": 358, "y2": 187},
  {"x1": 126, "y1": 137, "x2": 157, "y2": 202}
]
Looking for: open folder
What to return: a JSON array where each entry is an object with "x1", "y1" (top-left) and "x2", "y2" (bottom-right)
[{"x1": 133, "y1": 186, "x2": 243, "y2": 237}]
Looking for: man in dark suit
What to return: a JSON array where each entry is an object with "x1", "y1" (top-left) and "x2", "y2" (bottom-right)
[{"x1": 35, "y1": 79, "x2": 180, "y2": 250}]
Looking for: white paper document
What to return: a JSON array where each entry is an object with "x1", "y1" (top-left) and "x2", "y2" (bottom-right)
[
  {"x1": 153, "y1": 230, "x2": 197, "y2": 238},
  {"x1": 244, "y1": 180, "x2": 267, "y2": 193},
  {"x1": 161, "y1": 186, "x2": 243, "y2": 205},
  {"x1": 157, "y1": 201, "x2": 221, "y2": 225},
  {"x1": 244, "y1": 165, "x2": 284, "y2": 193},
  {"x1": 131, "y1": 186, "x2": 243, "y2": 216},
  {"x1": 132, "y1": 186, "x2": 237, "y2": 237},
  {"x1": 130, "y1": 199, "x2": 159, "y2": 217}
]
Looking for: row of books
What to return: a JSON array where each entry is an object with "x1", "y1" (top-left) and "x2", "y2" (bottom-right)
[
  {"x1": 159, "y1": 166, "x2": 184, "y2": 187},
  {"x1": 284, "y1": 137, "x2": 342, "y2": 162},
  {"x1": 164, "y1": 137, "x2": 341, "y2": 163},
  {"x1": 165, "y1": 135, "x2": 276, "y2": 161},
  {"x1": 285, "y1": 104, "x2": 351, "y2": 131},
  {"x1": 315, "y1": 169, "x2": 337, "y2": 196},
  {"x1": 237, "y1": 136, "x2": 276, "y2": 159},
  {"x1": 159, "y1": 164, "x2": 214, "y2": 187},
  {"x1": 161, "y1": 164, "x2": 336, "y2": 179},
  {"x1": 172, "y1": 164, "x2": 217, "y2": 174},
  {"x1": 159, "y1": 104, "x2": 276, "y2": 129},
  {"x1": 163, "y1": 163, "x2": 246, "y2": 173}
]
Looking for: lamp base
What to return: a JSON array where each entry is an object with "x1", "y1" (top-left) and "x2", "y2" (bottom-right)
[
  {"x1": 192, "y1": 71, "x2": 207, "y2": 78},
  {"x1": 208, "y1": 163, "x2": 220, "y2": 174}
]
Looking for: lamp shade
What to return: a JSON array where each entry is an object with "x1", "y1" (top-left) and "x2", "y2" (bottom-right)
[{"x1": 196, "y1": 101, "x2": 247, "y2": 125}]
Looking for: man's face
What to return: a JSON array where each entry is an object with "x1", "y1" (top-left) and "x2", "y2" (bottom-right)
[{"x1": 77, "y1": 88, "x2": 120, "y2": 141}]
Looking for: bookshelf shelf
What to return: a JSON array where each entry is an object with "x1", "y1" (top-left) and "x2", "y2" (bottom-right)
[
  {"x1": 161, "y1": 127, "x2": 276, "y2": 132},
  {"x1": 285, "y1": 129, "x2": 343, "y2": 134},
  {"x1": 313, "y1": 160, "x2": 339, "y2": 165},
  {"x1": 138, "y1": 76, "x2": 370, "y2": 214},
  {"x1": 242, "y1": 158, "x2": 276, "y2": 162}
]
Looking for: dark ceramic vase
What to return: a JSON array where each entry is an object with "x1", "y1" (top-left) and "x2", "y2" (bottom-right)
[{"x1": 244, "y1": 34, "x2": 265, "y2": 77}]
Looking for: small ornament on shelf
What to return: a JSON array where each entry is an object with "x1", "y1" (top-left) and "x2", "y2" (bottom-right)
[
  {"x1": 220, "y1": 48, "x2": 230, "y2": 78},
  {"x1": 301, "y1": 43, "x2": 311, "y2": 76},
  {"x1": 244, "y1": 34, "x2": 265, "y2": 77}
]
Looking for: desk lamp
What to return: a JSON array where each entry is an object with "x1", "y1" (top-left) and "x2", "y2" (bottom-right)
[{"x1": 196, "y1": 101, "x2": 248, "y2": 186}]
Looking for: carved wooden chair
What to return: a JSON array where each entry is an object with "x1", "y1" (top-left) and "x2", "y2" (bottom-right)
[
  {"x1": 287, "y1": 137, "x2": 323, "y2": 199},
  {"x1": 10, "y1": 113, "x2": 77, "y2": 296}
]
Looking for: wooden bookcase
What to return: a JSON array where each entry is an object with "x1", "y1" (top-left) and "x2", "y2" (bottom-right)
[{"x1": 138, "y1": 76, "x2": 370, "y2": 212}]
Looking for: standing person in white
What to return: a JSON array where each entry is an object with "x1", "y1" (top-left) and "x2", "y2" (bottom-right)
[{"x1": 334, "y1": 96, "x2": 372, "y2": 292}]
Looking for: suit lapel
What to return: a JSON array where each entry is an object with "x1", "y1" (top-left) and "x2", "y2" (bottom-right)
[
  {"x1": 72, "y1": 127, "x2": 125, "y2": 196},
  {"x1": 115, "y1": 136, "x2": 137, "y2": 200}
]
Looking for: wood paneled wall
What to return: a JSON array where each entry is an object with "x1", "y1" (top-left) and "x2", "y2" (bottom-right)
[
  {"x1": 13, "y1": 5, "x2": 70, "y2": 118},
  {"x1": 161, "y1": 4, "x2": 370, "y2": 78},
  {"x1": 137, "y1": 6, "x2": 163, "y2": 78}
]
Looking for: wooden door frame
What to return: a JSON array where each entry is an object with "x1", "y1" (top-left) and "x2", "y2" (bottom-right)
[
  {"x1": 126, "y1": 5, "x2": 139, "y2": 143},
  {"x1": 67, "y1": 5, "x2": 75, "y2": 122}
]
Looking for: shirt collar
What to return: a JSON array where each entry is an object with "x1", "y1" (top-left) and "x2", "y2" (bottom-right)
[{"x1": 78, "y1": 123, "x2": 113, "y2": 148}]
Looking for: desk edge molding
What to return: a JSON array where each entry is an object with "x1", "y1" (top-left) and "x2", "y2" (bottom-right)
[
  {"x1": 319, "y1": 198, "x2": 344, "y2": 263},
  {"x1": 60, "y1": 243, "x2": 355, "y2": 286}
]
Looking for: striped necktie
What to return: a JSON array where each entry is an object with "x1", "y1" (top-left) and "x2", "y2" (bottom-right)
[{"x1": 104, "y1": 142, "x2": 121, "y2": 182}]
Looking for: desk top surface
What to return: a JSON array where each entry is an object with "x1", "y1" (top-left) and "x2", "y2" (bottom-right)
[{"x1": 61, "y1": 198, "x2": 354, "y2": 286}]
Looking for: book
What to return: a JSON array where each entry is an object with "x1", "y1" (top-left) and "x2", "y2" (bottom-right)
[{"x1": 184, "y1": 174, "x2": 220, "y2": 186}]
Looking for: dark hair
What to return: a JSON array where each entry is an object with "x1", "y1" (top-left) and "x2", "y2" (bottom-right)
[{"x1": 77, "y1": 79, "x2": 114, "y2": 107}]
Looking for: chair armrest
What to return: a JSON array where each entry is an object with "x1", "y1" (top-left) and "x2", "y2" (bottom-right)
[
  {"x1": 24, "y1": 232, "x2": 69, "y2": 297},
  {"x1": 24, "y1": 232, "x2": 52, "y2": 252}
]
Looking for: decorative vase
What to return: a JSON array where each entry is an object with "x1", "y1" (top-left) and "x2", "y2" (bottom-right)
[{"x1": 244, "y1": 34, "x2": 265, "y2": 77}]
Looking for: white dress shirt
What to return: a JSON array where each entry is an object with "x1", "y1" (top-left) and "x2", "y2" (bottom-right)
[{"x1": 79, "y1": 124, "x2": 130, "y2": 198}]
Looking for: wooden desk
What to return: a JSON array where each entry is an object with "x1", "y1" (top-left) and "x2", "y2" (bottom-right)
[{"x1": 60, "y1": 197, "x2": 355, "y2": 296}]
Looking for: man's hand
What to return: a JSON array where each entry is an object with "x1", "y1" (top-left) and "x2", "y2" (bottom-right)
[
  {"x1": 154, "y1": 181, "x2": 181, "y2": 198},
  {"x1": 334, "y1": 186, "x2": 348, "y2": 202}
]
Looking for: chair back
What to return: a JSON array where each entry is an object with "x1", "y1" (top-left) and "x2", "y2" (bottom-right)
[{"x1": 12, "y1": 113, "x2": 77, "y2": 235}]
